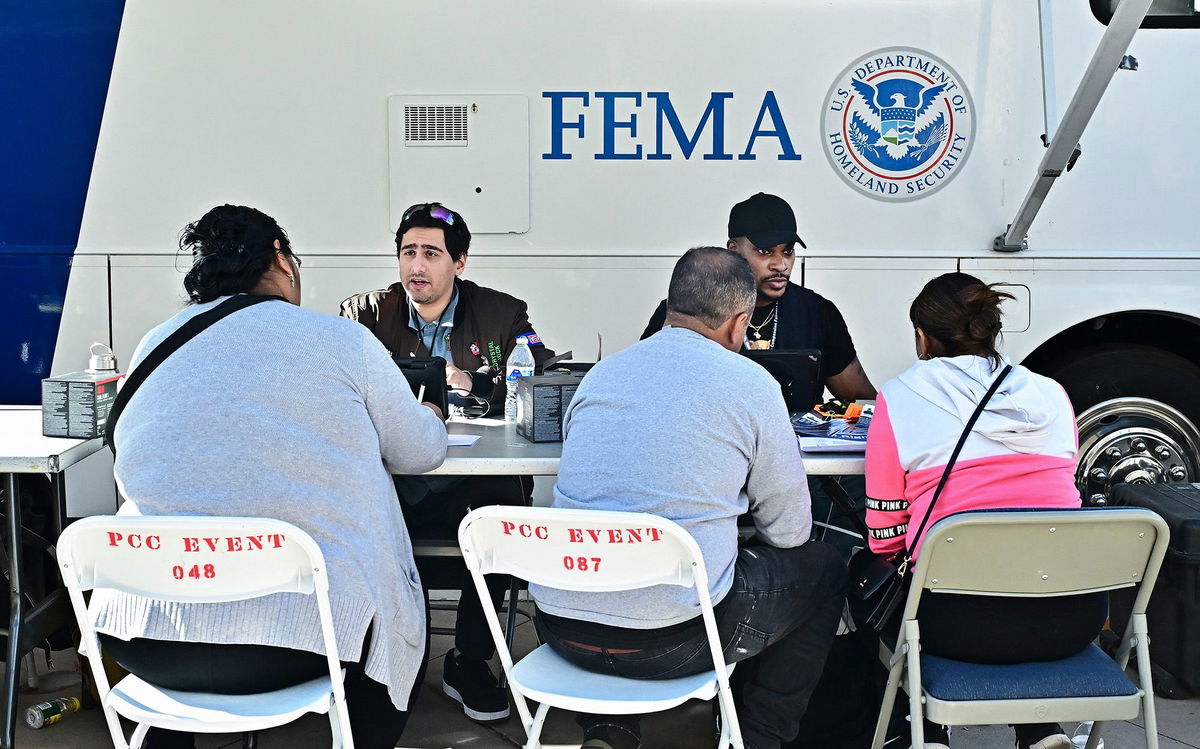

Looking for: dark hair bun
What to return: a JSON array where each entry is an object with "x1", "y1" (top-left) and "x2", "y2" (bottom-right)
[
  {"x1": 961, "y1": 285, "x2": 1006, "y2": 342},
  {"x1": 181, "y1": 205, "x2": 290, "y2": 303},
  {"x1": 909, "y1": 272, "x2": 1013, "y2": 365}
]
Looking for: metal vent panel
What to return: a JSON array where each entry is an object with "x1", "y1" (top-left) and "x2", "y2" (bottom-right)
[
  {"x1": 404, "y1": 105, "x2": 468, "y2": 146},
  {"x1": 389, "y1": 94, "x2": 528, "y2": 233}
]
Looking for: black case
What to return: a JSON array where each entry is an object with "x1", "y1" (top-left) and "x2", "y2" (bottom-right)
[
  {"x1": 391, "y1": 356, "x2": 449, "y2": 416},
  {"x1": 1111, "y1": 482, "x2": 1200, "y2": 691}
]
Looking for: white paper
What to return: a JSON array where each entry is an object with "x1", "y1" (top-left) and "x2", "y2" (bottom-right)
[
  {"x1": 797, "y1": 437, "x2": 867, "y2": 453},
  {"x1": 448, "y1": 434, "x2": 482, "y2": 447}
]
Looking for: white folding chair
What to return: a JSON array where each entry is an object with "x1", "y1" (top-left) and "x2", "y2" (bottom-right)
[
  {"x1": 458, "y1": 505, "x2": 743, "y2": 749},
  {"x1": 870, "y1": 507, "x2": 1171, "y2": 749},
  {"x1": 56, "y1": 516, "x2": 355, "y2": 749}
]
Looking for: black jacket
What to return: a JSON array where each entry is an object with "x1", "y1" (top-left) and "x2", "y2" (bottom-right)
[{"x1": 340, "y1": 278, "x2": 555, "y2": 407}]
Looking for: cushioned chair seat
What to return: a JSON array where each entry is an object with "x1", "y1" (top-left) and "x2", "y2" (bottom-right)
[{"x1": 921, "y1": 644, "x2": 1139, "y2": 702}]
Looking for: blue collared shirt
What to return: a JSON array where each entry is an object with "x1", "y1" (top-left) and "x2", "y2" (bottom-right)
[
  {"x1": 398, "y1": 286, "x2": 466, "y2": 504},
  {"x1": 407, "y1": 288, "x2": 458, "y2": 363}
]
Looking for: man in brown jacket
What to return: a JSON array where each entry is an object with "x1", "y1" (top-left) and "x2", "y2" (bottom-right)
[
  {"x1": 340, "y1": 202, "x2": 555, "y2": 723},
  {"x1": 340, "y1": 203, "x2": 554, "y2": 409}
]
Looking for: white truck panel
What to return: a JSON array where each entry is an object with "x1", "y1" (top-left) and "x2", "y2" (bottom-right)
[
  {"x1": 55, "y1": 1, "x2": 1200, "y2": 505},
  {"x1": 78, "y1": 0, "x2": 1045, "y2": 257}
]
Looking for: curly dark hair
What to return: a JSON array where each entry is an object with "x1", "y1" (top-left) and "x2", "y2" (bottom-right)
[
  {"x1": 181, "y1": 205, "x2": 293, "y2": 304},
  {"x1": 909, "y1": 272, "x2": 1015, "y2": 367},
  {"x1": 394, "y1": 202, "x2": 471, "y2": 261}
]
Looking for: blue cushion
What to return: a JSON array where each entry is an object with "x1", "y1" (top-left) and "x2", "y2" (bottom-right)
[{"x1": 921, "y1": 644, "x2": 1138, "y2": 701}]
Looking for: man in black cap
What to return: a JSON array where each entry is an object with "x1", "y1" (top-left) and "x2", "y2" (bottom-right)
[
  {"x1": 642, "y1": 192, "x2": 876, "y2": 402},
  {"x1": 643, "y1": 195, "x2": 885, "y2": 749}
]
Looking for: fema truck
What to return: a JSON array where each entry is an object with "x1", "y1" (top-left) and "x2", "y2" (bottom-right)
[{"x1": 5, "y1": 0, "x2": 1200, "y2": 503}]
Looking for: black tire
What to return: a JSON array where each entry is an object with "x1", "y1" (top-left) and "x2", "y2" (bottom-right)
[
  {"x1": 1049, "y1": 344, "x2": 1200, "y2": 423},
  {"x1": 1048, "y1": 344, "x2": 1200, "y2": 501}
]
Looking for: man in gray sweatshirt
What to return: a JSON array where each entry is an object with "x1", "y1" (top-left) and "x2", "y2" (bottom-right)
[{"x1": 530, "y1": 247, "x2": 847, "y2": 749}]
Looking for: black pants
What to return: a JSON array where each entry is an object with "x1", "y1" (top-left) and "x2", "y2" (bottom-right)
[
  {"x1": 882, "y1": 589, "x2": 1109, "y2": 747},
  {"x1": 98, "y1": 631, "x2": 427, "y2": 749},
  {"x1": 536, "y1": 541, "x2": 847, "y2": 749},
  {"x1": 399, "y1": 474, "x2": 529, "y2": 661},
  {"x1": 904, "y1": 589, "x2": 1109, "y2": 663}
]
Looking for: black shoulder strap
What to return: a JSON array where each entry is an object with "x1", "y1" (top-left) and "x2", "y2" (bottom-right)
[
  {"x1": 901, "y1": 363, "x2": 1013, "y2": 565},
  {"x1": 104, "y1": 294, "x2": 284, "y2": 454}
]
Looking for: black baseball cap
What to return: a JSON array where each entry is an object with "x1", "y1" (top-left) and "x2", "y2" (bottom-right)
[{"x1": 727, "y1": 192, "x2": 807, "y2": 250}]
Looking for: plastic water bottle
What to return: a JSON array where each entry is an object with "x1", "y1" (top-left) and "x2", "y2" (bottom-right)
[
  {"x1": 504, "y1": 336, "x2": 535, "y2": 422},
  {"x1": 1071, "y1": 722, "x2": 1103, "y2": 748}
]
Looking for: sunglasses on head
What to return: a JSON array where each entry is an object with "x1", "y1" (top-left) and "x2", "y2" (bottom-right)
[{"x1": 402, "y1": 203, "x2": 456, "y2": 227}]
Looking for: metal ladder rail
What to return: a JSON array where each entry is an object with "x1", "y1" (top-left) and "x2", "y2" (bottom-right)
[{"x1": 994, "y1": 0, "x2": 1154, "y2": 252}]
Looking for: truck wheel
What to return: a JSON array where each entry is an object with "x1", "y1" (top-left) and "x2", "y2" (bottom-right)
[{"x1": 1048, "y1": 345, "x2": 1200, "y2": 505}]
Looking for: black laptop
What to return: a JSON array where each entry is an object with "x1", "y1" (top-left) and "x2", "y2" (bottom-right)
[{"x1": 742, "y1": 349, "x2": 822, "y2": 414}]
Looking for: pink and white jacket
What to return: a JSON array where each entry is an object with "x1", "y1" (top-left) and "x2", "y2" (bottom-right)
[{"x1": 865, "y1": 355, "x2": 1080, "y2": 559}]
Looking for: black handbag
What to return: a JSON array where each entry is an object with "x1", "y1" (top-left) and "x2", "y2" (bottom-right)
[
  {"x1": 847, "y1": 364, "x2": 1013, "y2": 631},
  {"x1": 846, "y1": 546, "x2": 909, "y2": 631}
]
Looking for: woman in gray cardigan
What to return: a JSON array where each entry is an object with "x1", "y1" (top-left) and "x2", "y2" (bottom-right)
[{"x1": 92, "y1": 204, "x2": 448, "y2": 749}]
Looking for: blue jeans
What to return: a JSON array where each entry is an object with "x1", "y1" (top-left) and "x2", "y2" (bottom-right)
[{"x1": 535, "y1": 540, "x2": 847, "y2": 749}]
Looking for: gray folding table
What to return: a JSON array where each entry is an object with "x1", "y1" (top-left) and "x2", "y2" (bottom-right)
[
  {"x1": 0, "y1": 406, "x2": 105, "y2": 748},
  {"x1": 429, "y1": 417, "x2": 866, "y2": 477}
]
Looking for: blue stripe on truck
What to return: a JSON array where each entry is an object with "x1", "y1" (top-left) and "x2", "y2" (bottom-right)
[{"x1": 0, "y1": 0, "x2": 125, "y2": 404}]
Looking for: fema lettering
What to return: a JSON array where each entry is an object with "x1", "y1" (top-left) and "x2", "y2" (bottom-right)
[
  {"x1": 542, "y1": 92, "x2": 802, "y2": 162},
  {"x1": 821, "y1": 48, "x2": 975, "y2": 202}
]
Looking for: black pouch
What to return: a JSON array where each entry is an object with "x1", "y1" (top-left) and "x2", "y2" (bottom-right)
[{"x1": 847, "y1": 547, "x2": 907, "y2": 632}]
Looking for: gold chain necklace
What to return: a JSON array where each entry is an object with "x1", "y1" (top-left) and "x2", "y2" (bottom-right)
[{"x1": 747, "y1": 303, "x2": 777, "y2": 340}]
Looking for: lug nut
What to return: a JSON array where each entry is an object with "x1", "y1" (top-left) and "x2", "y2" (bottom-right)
[
  {"x1": 1105, "y1": 447, "x2": 1123, "y2": 460},
  {"x1": 1170, "y1": 466, "x2": 1187, "y2": 481},
  {"x1": 1089, "y1": 493, "x2": 1108, "y2": 506},
  {"x1": 1089, "y1": 468, "x2": 1108, "y2": 482},
  {"x1": 1155, "y1": 446, "x2": 1171, "y2": 460},
  {"x1": 1132, "y1": 439, "x2": 1147, "y2": 452}
]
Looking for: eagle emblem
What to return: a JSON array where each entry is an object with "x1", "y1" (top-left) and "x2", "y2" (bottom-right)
[
  {"x1": 822, "y1": 48, "x2": 975, "y2": 202},
  {"x1": 849, "y1": 77, "x2": 948, "y2": 166}
]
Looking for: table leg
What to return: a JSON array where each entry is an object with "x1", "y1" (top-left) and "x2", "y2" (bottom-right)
[
  {"x1": 22, "y1": 656, "x2": 37, "y2": 692},
  {"x1": 498, "y1": 578, "x2": 521, "y2": 690},
  {"x1": 3, "y1": 473, "x2": 23, "y2": 749},
  {"x1": 817, "y1": 475, "x2": 870, "y2": 539},
  {"x1": 51, "y1": 478, "x2": 64, "y2": 548}
]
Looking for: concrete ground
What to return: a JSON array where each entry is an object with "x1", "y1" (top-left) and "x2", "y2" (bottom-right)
[{"x1": 13, "y1": 607, "x2": 1200, "y2": 749}]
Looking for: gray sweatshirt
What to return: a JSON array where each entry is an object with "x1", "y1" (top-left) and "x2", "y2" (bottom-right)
[
  {"x1": 531, "y1": 326, "x2": 812, "y2": 628},
  {"x1": 91, "y1": 297, "x2": 446, "y2": 708}
]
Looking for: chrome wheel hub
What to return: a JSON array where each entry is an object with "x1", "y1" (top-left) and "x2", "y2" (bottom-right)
[{"x1": 1076, "y1": 397, "x2": 1200, "y2": 505}]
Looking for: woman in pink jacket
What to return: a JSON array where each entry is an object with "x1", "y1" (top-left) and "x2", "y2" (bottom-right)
[{"x1": 865, "y1": 272, "x2": 1106, "y2": 749}]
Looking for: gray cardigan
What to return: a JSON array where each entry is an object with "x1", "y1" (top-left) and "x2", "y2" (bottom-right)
[
  {"x1": 531, "y1": 327, "x2": 812, "y2": 628},
  {"x1": 92, "y1": 297, "x2": 446, "y2": 708}
]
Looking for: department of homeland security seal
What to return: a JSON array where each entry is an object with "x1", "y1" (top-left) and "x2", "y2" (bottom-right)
[{"x1": 822, "y1": 48, "x2": 975, "y2": 202}]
